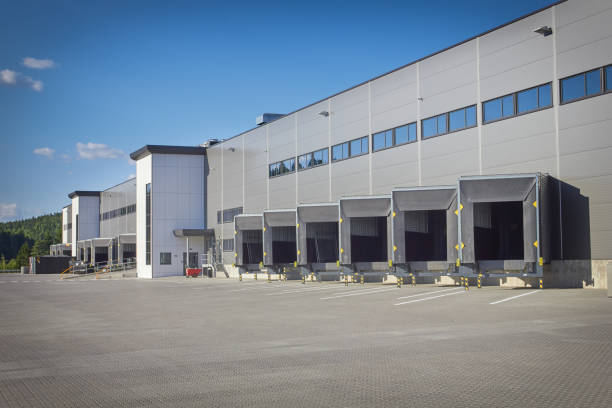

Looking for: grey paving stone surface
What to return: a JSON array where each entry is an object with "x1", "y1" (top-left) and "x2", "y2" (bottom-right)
[{"x1": 0, "y1": 274, "x2": 611, "y2": 407}]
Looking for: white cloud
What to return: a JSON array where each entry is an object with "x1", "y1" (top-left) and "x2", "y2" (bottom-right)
[
  {"x1": 0, "y1": 203, "x2": 17, "y2": 220},
  {"x1": 76, "y1": 142, "x2": 124, "y2": 160},
  {"x1": 0, "y1": 68, "x2": 43, "y2": 91},
  {"x1": 33, "y1": 147, "x2": 55, "y2": 157},
  {"x1": 23, "y1": 57, "x2": 56, "y2": 69},
  {"x1": 1, "y1": 69, "x2": 17, "y2": 84}
]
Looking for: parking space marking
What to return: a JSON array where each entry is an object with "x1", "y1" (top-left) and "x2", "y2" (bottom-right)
[
  {"x1": 394, "y1": 290, "x2": 464, "y2": 306},
  {"x1": 396, "y1": 287, "x2": 460, "y2": 300},
  {"x1": 321, "y1": 287, "x2": 397, "y2": 300},
  {"x1": 489, "y1": 290, "x2": 541, "y2": 305},
  {"x1": 266, "y1": 286, "x2": 337, "y2": 296},
  {"x1": 330, "y1": 286, "x2": 394, "y2": 296}
]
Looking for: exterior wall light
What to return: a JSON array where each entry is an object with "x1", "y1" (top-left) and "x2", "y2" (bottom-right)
[
  {"x1": 318, "y1": 111, "x2": 329, "y2": 117},
  {"x1": 533, "y1": 26, "x2": 552, "y2": 36}
]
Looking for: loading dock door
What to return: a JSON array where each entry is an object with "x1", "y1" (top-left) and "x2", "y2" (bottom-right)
[
  {"x1": 296, "y1": 204, "x2": 339, "y2": 265},
  {"x1": 234, "y1": 215, "x2": 263, "y2": 266},
  {"x1": 263, "y1": 210, "x2": 297, "y2": 266},
  {"x1": 339, "y1": 197, "x2": 391, "y2": 265},
  {"x1": 459, "y1": 174, "x2": 539, "y2": 265},
  {"x1": 392, "y1": 186, "x2": 457, "y2": 265}
]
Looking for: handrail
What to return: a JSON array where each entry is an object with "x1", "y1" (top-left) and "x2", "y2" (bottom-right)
[{"x1": 60, "y1": 265, "x2": 74, "y2": 279}]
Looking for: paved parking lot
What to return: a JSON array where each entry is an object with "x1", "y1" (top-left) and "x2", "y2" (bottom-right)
[{"x1": 1, "y1": 273, "x2": 611, "y2": 407}]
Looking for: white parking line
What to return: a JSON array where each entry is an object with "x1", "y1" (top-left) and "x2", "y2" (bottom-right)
[
  {"x1": 330, "y1": 286, "x2": 394, "y2": 296},
  {"x1": 396, "y1": 287, "x2": 461, "y2": 300},
  {"x1": 394, "y1": 290, "x2": 464, "y2": 306},
  {"x1": 266, "y1": 286, "x2": 336, "y2": 296},
  {"x1": 321, "y1": 287, "x2": 397, "y2": 300},
  {"x1": 489, "y1": 290, "x2": 541, "y2": 305}
]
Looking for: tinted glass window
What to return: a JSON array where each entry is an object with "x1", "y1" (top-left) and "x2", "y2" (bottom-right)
[
  {"x1": 561, "y1": 73, "x2": 585, "y2": 102},
  {"x1": 502, "y1": 95, "x2": 514, "y2": 117},
  {"x1": 483, "y1": 98, "x2": 501, "y2": 122},
  {"x1": 332, "y1": 143, "x2": 348, "y2": 161},
  {"x1": 517, "y1": 87, "x2": 538, "y2": 113},
  {"x1": 585, "y1": 69, "x2": 601, "y2": 95},
  {"x1": 538, "y1": 84, "x2": 551, "y2": 107},
  {"x1": 319, "y1": 148, "x2": 328, "y2": 164},
  {"x1": 350, "y1": 138, "x2": 363, "y2": 156},
  {"x1": 422, "y1": 117, "x2": 437, "y2": 138},
  {"x1": 606, "y1": 66, "x2": 612, "y2": 91},
  {"x1": 284, "y1": 158, "x2": 295, "y2": 173},
  {"x1": 312, "y1": 148, "x2": 327, "y2": 166},
  {"x1": 449, "y1": 108, "x2": 465, "y2": 131},
  {"x1": 298, "y1": 153, "x2": 311, "y2": 170},
  {"x1": 395, "y1": 125, "x2": 408, "y2": 145},
  {"x1": 408, "y1": 123, "x2": 417, "y2": 142},
  {"x1": 437, "y1": 114, "x2": 447, "y2": 134},
  {"x1": 361, "y1": 136, "x2": 368, "y2": 153},
  {"x1": 466, "y1": 105, "x2": 476, "y2": 127},
  {"x1": 373, "y1": 132, "x2": 386, "y2": 151}
]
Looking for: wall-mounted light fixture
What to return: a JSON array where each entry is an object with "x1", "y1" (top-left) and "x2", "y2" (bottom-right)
[
  {"x1": 228, "y1": 147, "x2": 235, "y2": 152},
  {"x1": 533, "y1": 26, "x2": 552, "y2": 36},
  {"x1": 318, "y1": 111, "x2": 329, "y2": 117},
  {"x1": 418, "y1": 97, "x2": 424, "y2": 102}
]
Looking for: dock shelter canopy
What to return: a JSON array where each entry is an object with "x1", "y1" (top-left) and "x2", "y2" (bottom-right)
[
  {"x1": 296, "y1": 204, "x2": 339, "y2": 265},
  {"x1": 339, "y1": 196, "x2": 392, "y2": 265},
  {"x1": 392, "y1": 186, "x2": 457, "y2": 265},
  {"x1": 459, "y1": 174, "x2": 540, "y2": 265},
  {"x1": 234, "y1": 215, "x2": 263, "y2": 266},
  {"x1": 263, "y1": 210, "x2": 297, "y2": 266}
]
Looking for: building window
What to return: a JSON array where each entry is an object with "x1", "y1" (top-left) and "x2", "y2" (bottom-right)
[
  {"x1": 422, "y1": 105, "x2": 475, "y2": 139},
  {"x1": 332, "y1": 142, "x2": 349, "y2": 161},
  {"x1": 606, "y1": 65, "x2": 612, "y2": 91},
  {"x1": 160, "y1": 252, "x2": 171, "y2": 265},
  {"x1": 332, "y1": 136, "x2": 368, "y2": 162},
  {"x1": 223, "y1": 239, "x2": 234, "y2": 251},
  {"x1": 372, "y1": 122, "x2": 416, "y2": 152},
  {"x1": 298, "y1": 148, "x2": 328, "y2": 171},
  {"x1": 218, "y1": 207, "x2": 243, "y2": 224},
  {"x1": 483, "y1": 83, "x2": 551, "y2": 124},
  {"x1": 145, "y1": 183, "x2": 151, "y2": 265},
  {"x1": 560, "y1": 66, "x2": 607, "y2": 104},
  {"x1": 269, "y1": 157, "x2": 295, "y2": 178}
]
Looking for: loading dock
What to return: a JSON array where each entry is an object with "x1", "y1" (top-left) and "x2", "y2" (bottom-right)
[
  {"x1": 263, "y1": 209, "x2": 298, "y2": 276},
  {"x1": 458, "y1": 174, "x2": 548, "y2": 279},
  {"x1": 296, "y1": 203, "x2": 340, "y2": 280},
  {"x1": 234, "y1": 214, "x2": 264, "y2": 275},
  {"x1": 339, "y1": 196, "x2": 392, "y2": 281},
  {"x1": 392, "y1": 186, "x2": 458, "y2": 278}
]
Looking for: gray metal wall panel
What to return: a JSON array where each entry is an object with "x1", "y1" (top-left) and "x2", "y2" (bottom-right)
[
  {"x1": 297, "y1": 101, "x2": 329, "y2": 154},
  {"x1": 371, "y1": 143, "x2": 419, "y2": 194},
  {"x1": 371, "y1": 65, "x2": 417, "y2": 133},
  {"x1": 421, "y1": 129, "x2": 480, "y2": 184},
  {"x1": 269, "y1": 175, "x2": 296, "y2": 210},
  {"x1": 268, "y1": 114, "x2": 296, "y2": 163},
  {"x1": 556, "y1": 1, "x2": 612, "y2": 78},
  {"x1": 330, "y1": 85, "x2": 369, "y2": 145},
  {"x1": 331, "y1": 155, "x2": 370, "y2": 201},
  {"x1": 298, "y1": 166, "x2": 330, "y2": 205}
]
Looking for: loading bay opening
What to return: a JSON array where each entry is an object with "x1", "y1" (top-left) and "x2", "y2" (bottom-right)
[
  {"x1": 473, "y1": 201, "x2": 524, "y2": 261},
  {"x1": 263, "y1": 210, "x2": 297, "y2": 269}
]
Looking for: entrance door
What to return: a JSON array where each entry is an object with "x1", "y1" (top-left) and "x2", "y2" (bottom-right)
[{"x1": 182, "y1": 252, "x2": 199, "y2": 274}]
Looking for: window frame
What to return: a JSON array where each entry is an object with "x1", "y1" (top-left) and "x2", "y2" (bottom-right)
[
  {"x1": 482, "y1": 82, "x2": 553, "y2": 125},
  {"x1": 298, "y1": 147, "x2": 329, "y2": 172},
  {"x1": 268, "y1": 157, "x2": 295, "y2": 178},
  {"x1": 422, "y1": 104, "x2": 477, "y2": 140},
  {"x1": 560, "y1": 65, "x2": 610, "y2": 105},
  {"x1": 372, "y1": 122, "x2": 417, "y2": 153},
  {"x1": 332, "y1": 136, "x2": 369, "y2": 163},
  {"x1": 160, "y1": 252, "x2": 172, "y2": 265}
]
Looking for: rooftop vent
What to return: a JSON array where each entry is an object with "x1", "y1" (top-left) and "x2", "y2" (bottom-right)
[
  {"x1": 256, "y1": 113, "x2": 284, "y2": 126},
  {"x1": 200, "y1": 139, "x2": 221, "y2": 148}
]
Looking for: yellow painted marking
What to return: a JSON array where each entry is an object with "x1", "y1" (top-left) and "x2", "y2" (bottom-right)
[
  {"x1": 392, "y1": 211, "x2": 396, "y2": 217},
  {"x1": 539, "y1": 257, "x2": 543, "y2": 266},
  {"x1": 388, "y1": 260, "x2": 393, "y2": 267},
  {"x1": 456, "y1": 258, "x2": 460, "y2": 267},
  {"x1": 393, "y1": 245, "x2": 397, "y2": 252},
  {"x1": 296, "y1": 223, "x2": 300, "y2": 228},
  {"x1": 533, "y1": 201, "x2": 537, "y2": 208},
  {"x1": 336, "y1": 260, "x2": 340, "y2": 267},
  {"x1": 340, "y1": 248, "x2": 344, "y2": 253},
  {"x1": 339, "y1": 218, "x2": 343, "y2": 223},
  {"x1": 263, "y1": 252, "x2": 267, "y2": 256},
  {"x1": 297, "y1": 250, "x2": 301, "y2": 255},
  {"x1": 533, "y1": 240, "x2": 538, "y2": 248},
  {"x1": 263, "y1": 227, "x2": 266, "y2": 232}
]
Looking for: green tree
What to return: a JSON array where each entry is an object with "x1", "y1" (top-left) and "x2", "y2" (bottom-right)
[
  {"x1": 7, "y1": 258, "x2": 18, "y2": 270},
  {"x1": 0, "y1": 254, "x2": 6, "y2": 270},
  {"x1": 15, "y1": 242, "x2": 31, "y2": 267}
]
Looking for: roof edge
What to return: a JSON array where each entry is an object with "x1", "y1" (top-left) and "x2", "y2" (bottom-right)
[
  {"x1": 130, "y1": 145, "x2": 206, "y2": 161},
  {"x1": 68, "y1": 191, "x2": 100, "y2": 199}
]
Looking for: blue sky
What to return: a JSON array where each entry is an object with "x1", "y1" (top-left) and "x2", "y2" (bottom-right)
[{"x1": 0, "y1": 0, "x2": 557, "y2": 221}]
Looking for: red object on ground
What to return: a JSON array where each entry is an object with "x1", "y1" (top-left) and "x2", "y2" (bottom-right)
[{"x1": 186, "y1": 268, "x2": 202, "y2": 277}]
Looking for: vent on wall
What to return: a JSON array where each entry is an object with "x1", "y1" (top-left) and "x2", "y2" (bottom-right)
[{"x1": 256, "y1": 113, "x2": 284, "y2": 126}]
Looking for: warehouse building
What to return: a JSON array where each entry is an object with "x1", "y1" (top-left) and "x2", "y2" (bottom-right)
[{"x1": 57, "y1": 0, "x2": 611, "y2": 288}]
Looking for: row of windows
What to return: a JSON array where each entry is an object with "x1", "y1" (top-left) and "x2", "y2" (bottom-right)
[
  {"x1": 422, "y1": 105, "x2": 476, "y2": 139},
  {"x1": 217, "y1": 206, "x2": 243, "y2": 224},
  {"x1": 483, "y1": 83, "x2": 551, "y2": 123},
  {"x1": 373, "y1": 123, "x2": 417, "y2": 152},
  {"x1": 269, "y1": 157, "x2": 296, "y2": 177},
  {"x1": 332, "y1": 136, "x2": 368, "y2": 162},
  {"x1": 298, "y1": 147, "x2": 329, "y2": 170},
  {"x1": 223, "y1": 239, "x2": 234, "y2": 251},
  {"x1": 100, "y1": 203, "x2": 136, "y2": 221},
  {"x1": 561, "y1": 64, "x2": 612, "y2": 104},
  {"x1": 63, "y1": 223, "x2": 72, "y2": 231},
  {"x1": 266, "y1": 63, "x2": 612, "y2": 179},
  {"x1": 160, "y1": 252, "x2": 172, "y2": 265}
]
